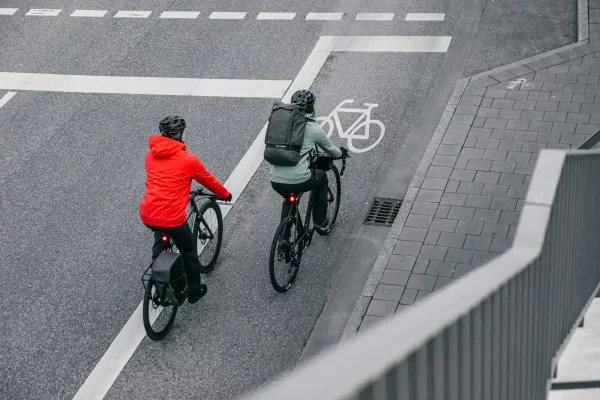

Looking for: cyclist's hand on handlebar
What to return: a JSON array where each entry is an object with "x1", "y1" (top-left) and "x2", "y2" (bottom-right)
[
  {"x1": 340, "y1": 147, "x2": 350, "y2": 159},
  {"x1": 220, "y1": 193, "x2": 233, "y2": 202}
]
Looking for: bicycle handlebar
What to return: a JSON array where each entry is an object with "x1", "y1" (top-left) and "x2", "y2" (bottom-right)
[
  {"x1": 190, "y1": 188, "x2": 219, "y2": 202},
  {"x1": 316, "y1": 154, "x2": 348, "y2": 176}
]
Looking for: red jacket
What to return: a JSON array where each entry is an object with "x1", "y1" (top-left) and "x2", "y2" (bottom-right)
[{"x1": 139, "y1": 135, "x2": 230, "y2": 228}]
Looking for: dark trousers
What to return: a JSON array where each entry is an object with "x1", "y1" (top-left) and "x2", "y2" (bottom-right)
[
  {"x1": 145, "y1": 222, "x2": 201, "y2": 286},
  {"x1": 271, "y1": 169, "x2": 328, "y2": 225}
]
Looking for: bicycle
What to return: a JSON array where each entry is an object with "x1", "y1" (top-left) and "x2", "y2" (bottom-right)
[
  {"x1": 268, "y1": 153, "x2": 347, "y2": 292},
  {"x1": 316, "y1": 99, "x2": 385, "y2": 153},
  {"x1": 141, "y1": 187, "x2": 224, "y2": 341}
]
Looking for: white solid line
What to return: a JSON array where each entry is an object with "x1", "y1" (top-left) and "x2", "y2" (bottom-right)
[
  {"x1": 306, "y1": 12, "x2": 343, "y2": 20},
  {"x1": 405, "y1": 13, "x2": 446, "y2": 21},
  {"x1": 71, "y1": 10, "x2": 108, "y2": 18},
  {"x1": 26, "y1": 9, "x2": 61, "y2": 17},
  {"x1": 0, "y1": 92, "x2": 17, "y2": 109},
  {"x1": 114, "y1": 11, "x2": 151, "y2": 18},
  {"x1": 0, "y1": 8, "x2": 18, "y2": 15},
  {"x1": 256, "y1": 12, "x2": 296, "y2": 20},
  {"x1": 333, "y1": 36, "x2": 452, "y2": 52},
  {"x1": 355, "y1": 13, "x2": 394, "y2": 21},
  {"x1": 159, "y1": 11, "x2": 200, "y2": 19},
  {"x1": 73, "y1": 37, "x2": 335, "y2": 399},
  {"x1": 209, "y1": 12, "x2": 247, "y2": 20},
  {"x1": 0, "y1": 73, "x2": 291, "y2": 98}
]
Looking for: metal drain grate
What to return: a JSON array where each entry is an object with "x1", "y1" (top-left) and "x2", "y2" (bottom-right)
[{"x1": 364, "y1": 197, "x2": 402, "y2": 226}]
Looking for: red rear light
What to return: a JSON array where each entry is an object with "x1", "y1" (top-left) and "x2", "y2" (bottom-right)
[
  {"x1": 161, "y1": 235, "x2": 168, "y2": 242},
  {"x1": 288, "y1": 195, "x2": 296, "y2": 203}
]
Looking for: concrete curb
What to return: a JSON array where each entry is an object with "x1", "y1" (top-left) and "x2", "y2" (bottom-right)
[{"x1": 340, "y1": 0, "x2": 592, "y2": 342}]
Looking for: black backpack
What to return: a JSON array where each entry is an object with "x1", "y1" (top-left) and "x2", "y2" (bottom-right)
[
  {"x1": 151, "y1": 251, "x2": 189, "y2": 306},
  {"x1": 264, "y1": 102, "x2": 308, "y2": 166}
]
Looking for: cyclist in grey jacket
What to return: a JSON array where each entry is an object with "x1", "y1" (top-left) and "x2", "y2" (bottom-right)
[{"x1": 270, "y1": 90, "x2": 348, "y2": 230}]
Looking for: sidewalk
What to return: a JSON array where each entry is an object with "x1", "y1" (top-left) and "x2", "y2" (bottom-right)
[{"x1": 344, "y1": 0, "x2": 600, "y2": 338}]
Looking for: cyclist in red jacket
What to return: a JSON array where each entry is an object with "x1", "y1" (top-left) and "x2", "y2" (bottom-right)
[{"x1": 139, "y1": 115, "x2": 232, "y2": 304}]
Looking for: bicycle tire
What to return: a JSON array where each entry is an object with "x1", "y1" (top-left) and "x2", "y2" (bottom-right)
[
  {"x1": 269, "y1": 216, "x2": 302, "y2": 292},
  {"x1": 347, "y1": 119, "x2": 385, "y2": 153},
  {"x1": 143, "y1": 279, "x2": 178, "y2": 341},
  {"x1": 193, "y1": 200, "x2": 223, "y2": 273},
  {"x1": 316, "y1": 165, "x2": 341, "y2": 236}
]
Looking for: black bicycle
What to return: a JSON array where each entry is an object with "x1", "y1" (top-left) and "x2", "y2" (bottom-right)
[
  {"x1": 268, "y1": 154, "x2": 347, "y2": 292},
  {"x1": 141, "y1": 188, "x2": 224, "y2": 341}
]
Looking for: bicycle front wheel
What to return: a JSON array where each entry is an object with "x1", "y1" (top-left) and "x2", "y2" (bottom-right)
[
  {"x1": 269, "y1": 216, "x2": 302, "y2": 292},
  {"x1": 316, "y1": 165, "x2": 341, "y2": 236},
  {"x1": 194, "y1": 200, "x2": 223, "y2": 273},
  {"x1": 143, "y1": 279, "x2": 178, "y2": 341}
]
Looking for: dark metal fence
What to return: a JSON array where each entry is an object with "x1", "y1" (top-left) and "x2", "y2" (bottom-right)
[{"x1": 241, "y1": 149, "x2": 600, "y2": 400}]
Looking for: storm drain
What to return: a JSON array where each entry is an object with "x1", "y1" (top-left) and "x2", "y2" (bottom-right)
[{"x1": 364, "y1": 197, "x2": 402, "y2": 226}]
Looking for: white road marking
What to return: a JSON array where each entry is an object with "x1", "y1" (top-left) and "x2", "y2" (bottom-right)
[
  {"x1": 355, "y1": 13, "x2": 394, "y2": 21},
  {"x1": 0, "y1": 8, "x2": 18, "y2": 15},
  {"x1": 256, "y1": 12, "x2": 296, "y2": 20},
  {"x1": 333, "y1": 36, "x2": 452, "y2": 52},
  {"x1": 159, "y1": 11, "x2": 200, "y2": 19},
  {"x1": 114, "y1": 11, "x2": 151, "y2": 18},
  {"x1": 71, "y1": 10, "x2": 108, "y2": 18},
  {"x1": 26, "y1": 9, "x2": 61, "y2": 17},
  {"x1": 0, "y1": 92, "x2": 17, "y2": 109},
  {"x1": 405, "y1": 13, "x2": 446, "y2": 21},
  {"x1": 0, "y1": 73, "x2": 291, "y2": 98},
  {"x1": 306, "y1": 12, "x2": 344, "y2": 20},
  {"x1": 209, "y1": 12, "x2": 247, "y2": 19}
]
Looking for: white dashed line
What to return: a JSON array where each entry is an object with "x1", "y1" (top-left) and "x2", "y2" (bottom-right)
[
  {"x1": 405, "y1": 13, "x2": 446, "y2": 21},
  {"x1": 209, "y1": 12, "x2": 247, "y2": 20},
  {"x1": 114, "y1": 11, "x2": 152, "y2": 18},
  {"x1": 256, "y1": 12, "x2": 296, "y2": 20},
  {"x1": 159, "y1": 11, "x2": 200, "y2": 19},
  {"x1": 71, "y1": 10, "x2": 108, "y2": 18},
  {"x1": 0, "y1": 92, "x2": 17, "y2": 109},
  {"x1": 0, "y1": 8, "x2": 18, "y2": 15},
  {"x1": 306, "y1": 12, "x2": 344, "y2": 20},
  {"x1": 355, "y1": 13, "x2": 394, "y2": 21},
  {"x1": 26, "y1": 9, "x2": 62, "y2": 17}
]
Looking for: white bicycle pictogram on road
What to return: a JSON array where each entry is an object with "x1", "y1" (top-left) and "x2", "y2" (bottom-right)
[{"x1": 316, "y1": 99, "x2": 385, "y2": 153}]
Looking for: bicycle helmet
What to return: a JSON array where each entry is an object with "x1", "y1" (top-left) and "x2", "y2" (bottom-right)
[
  {"x1": 159, "y1": 115, "x2": 186, "y2": 140},
  {"x1": 291, "y1": 90, "x2": 315, "y2": 113}
]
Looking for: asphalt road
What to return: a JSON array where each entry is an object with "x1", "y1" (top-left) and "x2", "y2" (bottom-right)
[{"x1": 0, "y1": 0, "x2": 576, "y2": 399}]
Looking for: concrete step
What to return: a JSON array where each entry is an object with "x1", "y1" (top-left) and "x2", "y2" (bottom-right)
[{"x1": 548, "y1": 388, "x2": 600, "y2": 400}]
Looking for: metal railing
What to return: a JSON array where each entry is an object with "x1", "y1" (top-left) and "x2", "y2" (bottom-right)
[{"x1": 241, "y1": 149, "x2": 600, "y2": 400}]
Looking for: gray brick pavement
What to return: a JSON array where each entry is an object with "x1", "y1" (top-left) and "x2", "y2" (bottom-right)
[{"x1": 359, "y1": 41, "x2": 600, "y2": 328}]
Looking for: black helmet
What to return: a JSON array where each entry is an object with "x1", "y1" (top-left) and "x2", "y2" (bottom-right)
[
  {"x1": 291, "y1": 90, "x2": 315, "y2": 113},
  {"x1": 159, "y1": 115, "x2": 186, "y2": 139}
]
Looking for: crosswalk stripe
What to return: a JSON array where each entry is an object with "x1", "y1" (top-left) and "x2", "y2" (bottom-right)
[
  {"x1": 306, "y1": 12, "x2": 344, "y2": 20},
  {"x1": 209, "y1": 12, "x2": 247, "y2": 20},
  {"x1": 0, "y1": 8, "x2": 18, "y2": 15},
  {"x1": 159, "y1": 11, "x2": 201, "y2": 19},
  {"x1": 405, "y1": 13, "x2": 446, "y2": 21},
  {"x1": 71, "y1": 10, "x2": 108, "y2": 18},
  {"x1": 26, "y1": 9, "x2": 61, "y2": 17},
  {"x1": 114, "y1": 11, "x2": 152, "y2": 18},
  {"x1": 355, "y1": 13, "x2": 394, "y2": 21},
  {"x1": 256, "y1": 12, "x2": 296, "y2": 20}
]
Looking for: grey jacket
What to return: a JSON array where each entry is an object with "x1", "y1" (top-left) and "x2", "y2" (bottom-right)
[{"x1": 269, "y1": 113, "x2": 342, "y2": 184}]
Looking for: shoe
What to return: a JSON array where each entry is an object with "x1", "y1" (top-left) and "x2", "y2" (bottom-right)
[{"x1": 188, "y1": 284, "x2": 207, "y2": 304}]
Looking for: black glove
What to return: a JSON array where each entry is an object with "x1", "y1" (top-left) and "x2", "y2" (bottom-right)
[
  {"x1": 340, "y1": 147, "x2": 350, "y2": 159},
  {"x1": 221, "y1": 193, "x2": 233, "y2": 202}
]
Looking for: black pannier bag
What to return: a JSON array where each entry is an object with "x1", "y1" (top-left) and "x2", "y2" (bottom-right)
[{"x1": 151, "y1": 251, "x2": 189, "y2": 306}]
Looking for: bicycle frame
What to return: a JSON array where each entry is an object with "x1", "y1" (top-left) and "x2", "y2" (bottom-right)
[{"x1": 326, "y1": 100, "x2": 378, "y2": 140}]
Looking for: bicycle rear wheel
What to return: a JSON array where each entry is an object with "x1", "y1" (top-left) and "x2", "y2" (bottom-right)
[
  {"x1": 194, "y1": 200, "x2": 223, "y2": 273},
  {"x1": 143, "y1": 279, "x2": 178, "y2": 341},
  {"x1": 316, "y1": 165, "x2": 341, "y2": 236},
  {"x1": 269, "y1": 216, "x2": 302, "y2": 292}
]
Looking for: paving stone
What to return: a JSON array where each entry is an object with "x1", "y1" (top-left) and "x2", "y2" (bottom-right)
[
  {"x1": 470, "y1": 75, "x2": 500, "y2": 87},
  {"x1": 460, "y1": 95, "x2": 483, "y2": 106},
  {"x1": 533, "y1": 72, "x2": 556, "y2": 82},
  {"x1": 374, "y1": 283, "x2": 406, "y2": 301},
  {"x1": 435, "y1": 205, "x2": 450, "y2": 218},
  {"x1": 515, "y1": 163, "x2": 535, "y2": 175},
  {"x1": 515, "y1": 198, "x2": 524, "y2": 212},
  {"x1": 436, "y1": 233, "x2": 466, "y2": 249},
  {"x1": 437, "y1": 144, "x2": 462, "y2": 156},
  {"x1": 424, "y1": 230, "x2": 440, "y2": 245},
  {"x1": 422, "y1": 177, "x2": 449, "y2": 190},
  {"x1": 423, "y1": 260, "x2": 457, "y2": 279},
  {"x1": 545, "y1": 142, "x2": 573, "y2": 150},
  {"x1": 520, "y1": 110, "x2": 545, "y2": 121},
  {"x1": 481, "y1": 223, "x2": 510, "y2": 238},
  {"x1": 415, "y1": 290, "x2": 433, "y2": 303},
  {"x1": 578, "y1": 75, "x2": 600, "y2": 85},
  {"x1": 541, "y1": 82, "x2": 565, "y2": 92},
  {"x1": 560, "y1": 133, "x2": 586, "y2": 144},
  {"x1": 490, "y1": 238, "x2": 512, "y2": 253},
  {"x1": 418, "y1": 245, "x2": 448, "y2": 261},
  {"x1": 430, "y1": 218, "x2": 458, "y2": 233},
  {"x1": 575, "y1": 124, "x2": 600, "y2": 134},
  {"x1": 506, "y1": 151, "x2": 531, "y2": 163},
  {"x1": 523, "y1": 175, "x2": 532, "y2": 186},
  {"x1": 507, "y1": 185, "x2": 528, "y2": 199},
  {"x1": 434, "y1": 277, "x2": 455, "y2": 291},
  {"x1": 473, "y1": 208, "x2": 501, "y2": 223},
  {"x1": 469, "y1": 127, "x2": 494, "y2": 138},
  {"x1": 572, "y1": 93, "x2": 596, "y2": 103},
  {"x1": 405, "y1": 214, "x2": 434, "y2": 229},
  {"x1": 551, "y1": 122, "x2": 576, "y2": 133},
  {"x1": 536, "y1": 132, "x2": 561, "y2": 143},
  {"x1": 465, "y1": 159, "x2": 493, "y2": 172},
  {"x1": 505, "y1": 119, "x2": 529, "y2": 131},
  {"x1": 535, "y1": 101, "x2": 559, "y2": 112},
  {"x1": 490, "y1": 197, "x2": 518, "y2": 211},
  {"x1": 549, "y1": 92, "x2": 573, "y2": 102},
  {"x1": 514, "y1": 130, "x2": 538, "y2": 141},
  {"x1": 491, "y1": 129, "x2": 516, "y2": 140},
  {"x1": 442, "y1": 134, "x2": 467, "y2": 145},
  {"x1": 498, "y1": 109, "x2": 522, "y2": 120},
  {"x1": 450, "y1": 169, "x2": 476, "y2": 182},
  {"x1": 557, "y1": 102, "x2": 582, "y2": 114},
  {"x1": 427, "y1": 166, "x2": 453, "y2": 179},
  {"x1": 490, "y1": 70, "x2": 517, "y2": 82},
  {"x1": 498, "y1": 173, "x2": 526, "y2": 186},
  {"x1": 386, "y1": 255, "x2": 417, "y2": 271},
  {"x1": 412, "y1": 259, "x2": 430, "y2": 274},
  {"x1": 366, "y1": 299, "x2": 398, "y2": 317},
  {"x1": 358, "y1": 315, "x2": 388, "y2": 333},
  {"x1": 410, "y1": 201, "x2": 438, "y2": 216},
  {"x1": 465, "y1": 85, "x2": 486, "y2": 95},
  {"x1": 508, "y1": 64, "x2": 534, "y2": 76},
  {"x1": 482, "y1": 149, "x2": 509, "y2": 161},
  {"x1": 479, "y1": 98, "x2": 493, "y2": 108},
  {"x1": 399, "y1": 288, "x2": 419, "y2": 305},
  {"x1": 393, "y1": 240, "x2": 423, "y2": 256},
  {"x1": 475, "y1": 138, "x2": 500, "y2": 149},
  {"x1": 543, "y1": 111, "x2": 567, "y2": 123},
  {"x1": 453, "y1": 264, "x2": 476, "y2": 278},
  {"x1": 485, "y1": 88, "x2": 508, "y2": 98},
  {"x1": 464, "y1": 194, "x2": 492, "y2": 209},
  {"x1": 472, "y1": 251, "x2": 502, "y2": 265},
  {"x1": 581, "y1": 103, "x2": 600, "y2": 113},
  {"x1": 400, "y1": 227, "x2": 429, "y2": 242},
  {"x1": 525, "y1": 59, "x2": 550, "y2": 71},
  {"x1": 521, "y1": 141, "x2": 547, "y2": 153},
  {"x1": 507, "y1": 225, "x2": 518, "y2": 240},
  {"x1": 474, "y1": 171, "x2": 501, "y2": 184},
  {"x1": 431, "y1": 154, "x2": 458, "y2": 167},
  {"x1": 569, "y1": 113, "x2": 592, "y2": 124},
  {"x1": 464, "y1": 138, "x2": 476, "y2": 148},
  {"x1": 527, "y1": 91, "x2": 551, "y2": 101},
  {"x1": 555, "y1": 74, "x2": 578, "y2": 83},
  {"x1": 491, "y1": 99, "x2": 515, "y2": 109},
  {"x1": 484, "y1": 118, "x2": 509, "y2": 129},
  {"x1": 565, "y1": 83, "x2": 587, "y2": 93},
  {"x1": 455, "y1": 220, "x2": 484, "y2": 235},
  {"x1": 506, "y1": 91, "x2": 530, "y2": 100},
  {"x1": 459, "y1": 148, "x2": 485, "y2": 159},
  {"x1": 456, "y1": 105, "x2": 479, "y2": 115},
  {"x1": 445, "y1": 179, "x2": 460, "y2": 192},
  {"x1": 547, "y1": 65, "x2": 570, "y2": 74},
  {"x1": 464, "y1": 235, "x2": 492, "y2": 251},
  {"x1": 477, "y1": 107, "x2": 501, "y2": 118},
  {"x1": 498, "y1": 140, "x2": 524, "y2": 151},
  {"x1": 529, "y1": 121, "x2": 553, "y2": 132},
  {"x1": 569, "y1": 65, "x2": 591, "y2": 75},
  {"x1": 447, "y1": 206, "x2": 476, "y2": 221},
  {"x1": 451, "y1": 114, "x2": 476, "y2": 125},
  {"x1": 499, "y1": 210, "x2": 520, "y2": 225},
  {"x1": 490, "y1": 160, "x2": 517, "y2": 173}
]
